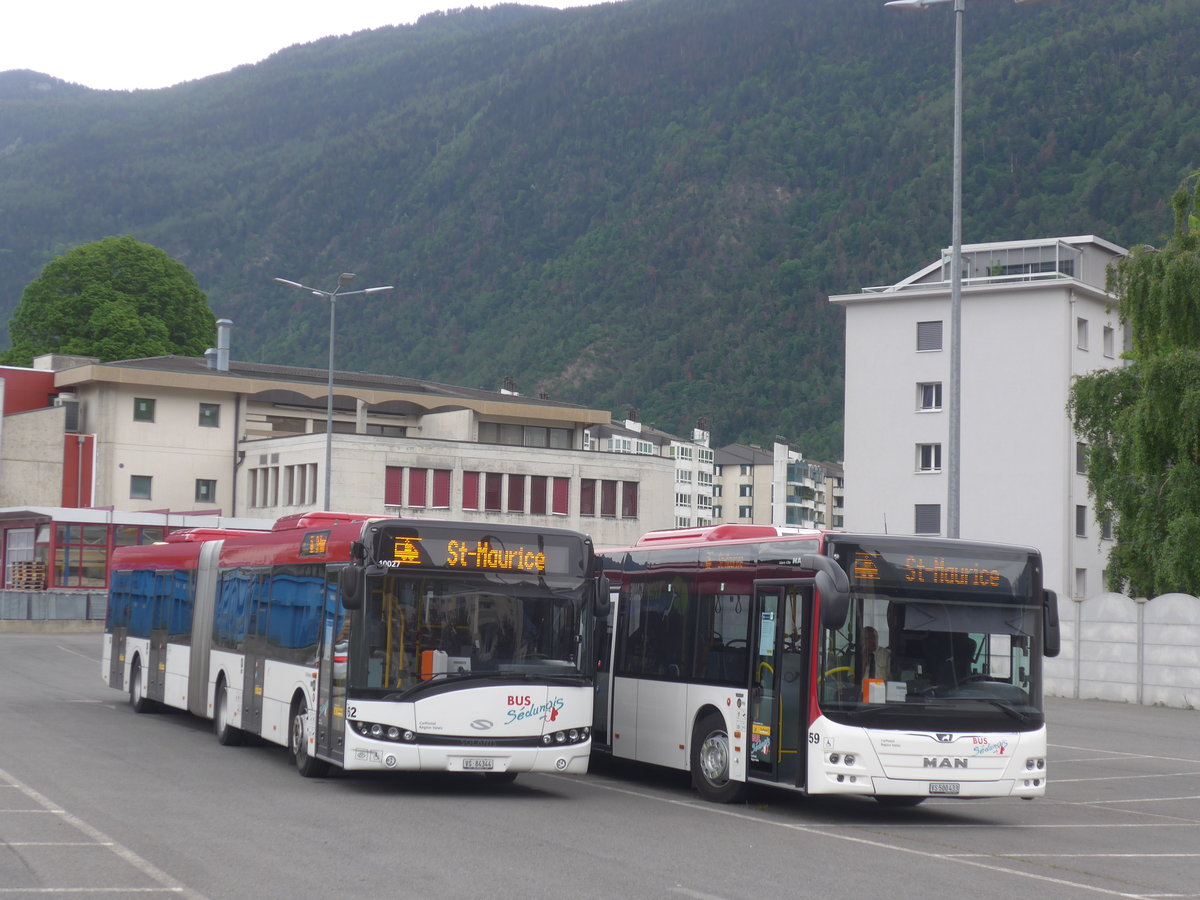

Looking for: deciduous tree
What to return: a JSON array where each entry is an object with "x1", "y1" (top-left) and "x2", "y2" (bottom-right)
[
  {"x1": 1068, "y1": 173, "x2": 1200, "y2": 596},
  {"x1": 2, "y1": 236, "x2": 214, "y2": 365}
]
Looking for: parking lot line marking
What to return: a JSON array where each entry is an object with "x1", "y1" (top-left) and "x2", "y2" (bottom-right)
[
  {"x1": 1056, "y1": 772, "x2": 1200, "y2": 784},
  {"x1": 548, "y1": 774, "x2": 1166, "y2": 898},
  {"x1": 0, "y1": 766, "x2": 208, "y2": 900}
]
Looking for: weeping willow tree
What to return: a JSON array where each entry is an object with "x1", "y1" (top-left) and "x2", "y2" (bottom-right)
[{"x1": 1068, "y1": 172, "x2": 1200, "y2": 597}]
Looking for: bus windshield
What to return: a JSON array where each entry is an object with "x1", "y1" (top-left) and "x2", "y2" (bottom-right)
[
  {"x1": 353, "y1": 574, "x2": 586, "y2": 695},
  {"x1": 819, "y1": 538, "x2": 1044, "y2": 731}
]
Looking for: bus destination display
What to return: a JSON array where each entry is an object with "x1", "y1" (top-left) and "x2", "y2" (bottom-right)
[
  {"x1": 834, "y1": 540, "x2": 1034, "y2": 601},
  {"x1": 369, "y1": 525, "x2": 576, "y2": 577}
]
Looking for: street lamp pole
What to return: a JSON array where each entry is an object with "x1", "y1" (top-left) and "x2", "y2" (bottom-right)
[
  {"x1": 273, "y1": 274, "x2": 394, "y2": 511},
  {"x1": 885, "y1": 0, "x2": 1033, "y2": 538}
]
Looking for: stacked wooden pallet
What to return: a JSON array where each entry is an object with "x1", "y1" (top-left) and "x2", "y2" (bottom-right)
[{"x1": 9, "y1": 561, "x2": 47, "y2": 590}]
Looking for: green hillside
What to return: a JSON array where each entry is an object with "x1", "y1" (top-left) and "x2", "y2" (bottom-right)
[{"x1": 2, "y1": 0, "x2": 1197, "y2": 460}]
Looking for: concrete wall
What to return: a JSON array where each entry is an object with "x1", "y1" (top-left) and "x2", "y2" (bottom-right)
[
  {"x1": 0, "y1": 589, "x2": 106, "y2": 621},
  {"x1": 0, "y1": 406, "x2": 68, "y2": 507},
  {"x1": 1045, "y1": 591, "x2": 1200, "y2": 710}
]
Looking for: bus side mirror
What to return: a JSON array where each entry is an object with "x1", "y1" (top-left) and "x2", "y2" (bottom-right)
[
  {"x1": 339, "y1": 565, "x2": 364, "y2": 610},
  {"x1": 594, "y1": 574, "x2": 612, "y2": 618},
  {"x1": 802, "y1": 554, "x2": 851, "y2": 630},
  {"x1": 1042, "y1": 589, "x2": 1060, "y2": 657}
]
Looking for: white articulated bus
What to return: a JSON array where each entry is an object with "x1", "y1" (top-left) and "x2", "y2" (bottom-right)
[
  {"x1": 103, "y1": 512, "x2": 607, "y2": 779},
  {"x1": 593, "y1": 525, "x2": 1060, "y2": 805}
]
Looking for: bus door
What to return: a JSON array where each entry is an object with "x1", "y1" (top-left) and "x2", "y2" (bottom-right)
[
  {"x1": 315, "y1": 567, "x2": 346, "y2": 764},
  {"x1": 108, "y1": 627, "x2": 126, "y2": 688},
  {"x1": 591, "y1": 584, "x2": 618, "y2": 749},
  {"x1": 241, "y1": 571, "x2": 269, "y2": 736},
  {"x1": 750, "y1": 581, "x2": 812, "y2": 789},
  {"x1": 146, "y1": 572, "x2": 170, "y2": 703}
]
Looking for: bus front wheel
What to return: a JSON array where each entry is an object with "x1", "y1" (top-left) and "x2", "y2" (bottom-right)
[
  {"x1": 690, "y1": 712, "x2": 746, "y2": 804},
  {"x1": 290, "y1": 696, "x2": 330, "y2": 778},
  {"x1": 214, "y1": 679, "x2": 244, "y2": 746}
]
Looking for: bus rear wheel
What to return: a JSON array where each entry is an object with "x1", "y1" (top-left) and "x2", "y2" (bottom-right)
[
  {"x1": 290, "y1": 696, "x2": 330, "y2": 778},
  {"x1": 690, "y1": 712, "x2": 745, "y2": 803},
  {"x1": 128, "y1": 659, "x2": 153, "y2": 713},
  {"x1": 214, "y1": 679, "x2": 244, "y2": 746}
]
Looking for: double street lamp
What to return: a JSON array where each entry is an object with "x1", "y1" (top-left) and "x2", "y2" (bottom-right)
[
  {"x1": 273, "y1": 273, "x2": 394, "y2": 511},
  {"x1": 885, "y1": 0, "x2": 1037, "y2": 538}
]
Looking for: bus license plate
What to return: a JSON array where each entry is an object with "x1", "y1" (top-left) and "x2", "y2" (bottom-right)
[
  {"x1": 929, "y1": 782, "x2": 960, "y2": 795},
  {"x1": 462, "y1": 758, "x2": 495, "y2": 771}
]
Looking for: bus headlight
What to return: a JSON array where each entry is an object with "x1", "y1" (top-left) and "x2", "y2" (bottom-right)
[
  {"x1": 541, "y1": 727, "x2": 589, "y2": 747},
  {"x1": 352, "y1": 720, "x2": 417, "y2": 743}
]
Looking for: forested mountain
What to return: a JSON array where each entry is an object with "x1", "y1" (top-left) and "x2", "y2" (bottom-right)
[{"x1": 2, "y1": 0, "x2": 1197, "y2": 460}]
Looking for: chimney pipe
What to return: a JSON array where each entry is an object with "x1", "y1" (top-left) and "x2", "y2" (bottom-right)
[{"x1": 217, "y1": 318, "x2": 232, "y2": 372}]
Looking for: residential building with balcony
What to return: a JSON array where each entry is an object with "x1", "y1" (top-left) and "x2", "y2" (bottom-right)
[{"x1": 829, "y1": 235, "x2": 1128, "y2": 601}]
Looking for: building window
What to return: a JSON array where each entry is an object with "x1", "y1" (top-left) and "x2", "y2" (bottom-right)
[
  {"x1": 133, "y1": 398, "x2": 155, "y2": 422},
  {"x1": 54, "y1": 523, "x2": 107, "y2": 589},
  {"x1": 1102, "y1": 517, "x2": 1113, "y2": 541},
  {"x1": 740, "y1": 464, "x2": 752, "y2": 476},
  {"x1": 479, "y1": 422, "x2": 571, "y2": 449},
  {"x1": 552, "y1": 477, "x2": 569, "y2": 515},
  {"x1": 914, "y1": 504, "x2": 941, "y2": 535},
  {"x1": 531, "y1": 476, "x2": 548, "y2": 514},
  {"x1": 484, "y1": 473, "x2": 503, "y2": 511},
  {"x1": 1103, "y1": 325, "x2": 1115, "y2": 358},
  {"x1": 507, "y1": 474, "x2": 526, "y2": 512},
  {"x1": 622, "y1": 481, "x2": 638, "y2": 518},
  {"x1": 1076, "y1": 317, "x2": 1089, "y2": 350},
  {"x1": 1075, "y1": 504, "x2": 1087, "y2": 537},
  {"x1": 916, "y1": 321, "x2": 943, "y2": 352},
  {"x1": 195, "y1": 479, "x2": 217, "y2": 503},
  {"x1": 676, "y1": 493, "x2": 692, "y2": 507},
  {"x1": 918, "y1": 382, "x2": 943, "y2": 411},
  {"x1": 248, "y1": 466, "x2": 279, "y2": 507},
  {"x1": 286, "y1": 464, "x2": 316, "y2": 506},
  {"x1": 385, "y1": 466, "x2": 403, "y2": 506},
  {"x1": 364, "y1": 423, "x2": 406, "y2": 437},
  {"x1": 713, "y1": 505, "x2": 723, "y2": 518},
  {"x1": 130, "y1": 475, "x2": 153, "y2": 500},
  {"x1": 431, "y1": 470, "x2": 450, "y2": 508},
  {"x1": 1076, "y1": 442, "x2": 1087, "y2": 475},
  {"x1": 676, "y1": 470, "x2": 692, "y2": 484},
  {"x1": 580, "y1": 479, "x2": 596, "y2": 516},
  {"x1": 408, "y1": 469, "x2": 427, "y2": 507},
  {"x1": 600, "y1": 480, "x2": 618, "y2": 517},
  {"x1": 199, "y1": 403, "x2": 220, "y2": 428},
  {"x1": 738, "y1": 505, "x2": 754, "y2": 519},
  {"x1": 739, "y1": 484, "x2": 753, "y2": 497},
  {"x1": 917, "y1": 443, "x2": 942, "y2": 473},
  {"x1": 462, "y1": 471, "x2": 480, "y2": 510}
]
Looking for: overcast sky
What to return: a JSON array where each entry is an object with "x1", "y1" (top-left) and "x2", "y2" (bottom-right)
[{"x1": 7, "y1": 1, "x2": 605, "y2": 91}]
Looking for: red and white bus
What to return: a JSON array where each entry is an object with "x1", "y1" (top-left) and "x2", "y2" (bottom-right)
[
  {"x1": 593, "y1": 525, "x2": 1059, "y2": 805},
  {"x1": 103, "y1": 512, "x2": 607, "y2": 779}
]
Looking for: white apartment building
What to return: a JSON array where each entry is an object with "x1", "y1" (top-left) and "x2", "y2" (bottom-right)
[
  {"x1": 713, "y1": 442, "x2": 840, "y2": 529},
  {"x1": 6, "y1": 322, "x2": 679, "y2": 558},
  {"x1": 585, "y1": 415, "x2": 715, "y2": 530},
  {"x1": 829, "y1": 235, "x2": 1128, "y2": 601}
]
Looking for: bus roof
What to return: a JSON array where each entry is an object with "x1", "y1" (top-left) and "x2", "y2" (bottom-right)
[{"x1": 631, "y1": 524, "x2": 823, "y2": 547}]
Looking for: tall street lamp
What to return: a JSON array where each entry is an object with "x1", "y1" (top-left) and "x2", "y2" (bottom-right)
[
  {"x1": 885, "y1": 0, "x2": 1037, "y2": 539},
  {"x1": 273, "y1": 273, "x2": 394, "y2": 511}
]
